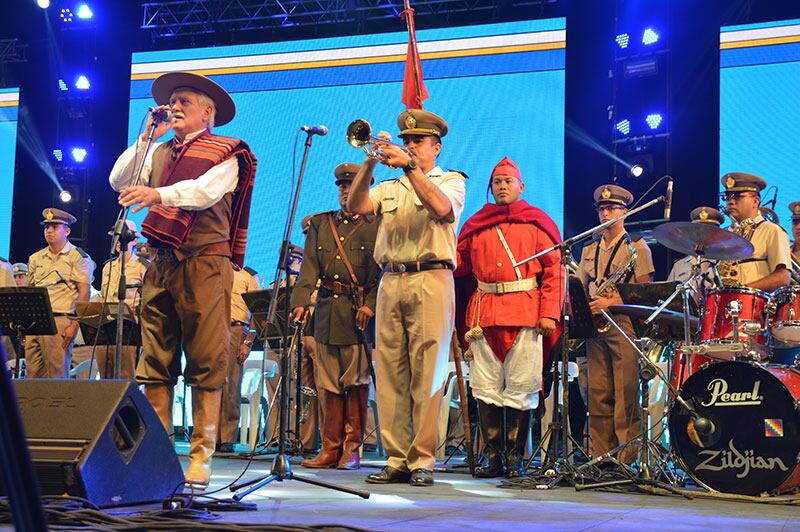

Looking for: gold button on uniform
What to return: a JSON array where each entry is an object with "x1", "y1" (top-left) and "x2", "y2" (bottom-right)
[
  {"x1": 333, "y1": 294, "x2": 339, "y2": 299},
  {"x1": 336, "y1": 255, "x2": 341, "y2": 260},
  {"x1": 343, "y1": 220, "x2": 349, "y2": 225},
  {"x1": 334, "y1": 274, "x2": 339, "y2": 279},
  {"x1": 497, "y1": 262, "x2": 503, "y2": 268},
  {"x1": 339, "y1": 236, "x2": 345, "y2": 241}
]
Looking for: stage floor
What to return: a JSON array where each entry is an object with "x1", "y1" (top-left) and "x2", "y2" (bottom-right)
[{"x1": 114, "y1": 452, "x2": 800, "y2": 531}]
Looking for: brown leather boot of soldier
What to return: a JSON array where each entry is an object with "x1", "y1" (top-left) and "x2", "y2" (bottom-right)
[
  {"x1": 144, "y1": 384, "x2": 174, "y2": 440},
  {"x1": 185, "y1": 388, "x2": 222, "y2": 489},
  {"x1": 302, "y1": 390, "x2": 345, "y2": 468},
  {"x1": 338, "y1": 385, "x2": 368, "y2": 470}
]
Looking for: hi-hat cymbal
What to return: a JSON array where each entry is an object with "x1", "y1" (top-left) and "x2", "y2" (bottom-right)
[{"x1": 652, "y1": 221, "x2": 754, "y2": 261}]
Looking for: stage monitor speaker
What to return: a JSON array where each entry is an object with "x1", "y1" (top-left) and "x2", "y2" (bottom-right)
[{"x1": 1, "y1": 379, "x2": 184, "y2": 507}]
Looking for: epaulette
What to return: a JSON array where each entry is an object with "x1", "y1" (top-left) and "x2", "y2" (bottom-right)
[
  {"x1": 244, "y1": 266, "x2": 258, "y2": 277},
  {"x1": 302, "y1": 211, "x2": 330, "y2": 233},
  {"x1": 74, "y1": 246, "x2": 90, "y2": 259},
  {"x1": 378, "y1": 177, "x2": 401, "y2": 184},
  {"x1": 447, "y1": 168, "x2": 469, "y2": 180}
]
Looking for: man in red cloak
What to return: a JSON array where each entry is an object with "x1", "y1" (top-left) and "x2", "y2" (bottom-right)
[{"x1": 455, "y1": 157, "x2": 564, "y2": 478}]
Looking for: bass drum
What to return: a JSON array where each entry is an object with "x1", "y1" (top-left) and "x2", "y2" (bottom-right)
[{"x1": 668, "y1": 361, "x2": 800, "y2": 495}]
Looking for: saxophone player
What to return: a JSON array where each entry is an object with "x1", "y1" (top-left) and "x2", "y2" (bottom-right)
[
  {"x1": 719, "y1": 173, "x2": 790, "y2": 291},
  {"x1": 576, "y1": 185, "x2": 654, "y2": 465}
]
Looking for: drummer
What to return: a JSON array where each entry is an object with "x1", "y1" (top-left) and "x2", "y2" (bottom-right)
[
  {"x1": 667, "y1": 206, "x2": 724, "y2": 297},
  {"x1": 720, "y1": 173, "x2": 790, "y2": 292},
  {"x1": 790, "y1": 201, "x2": 800, "y2": 275}
]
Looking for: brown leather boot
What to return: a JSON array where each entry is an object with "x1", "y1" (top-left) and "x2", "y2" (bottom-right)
[
  {"x1": 302, "y1": 390, "x2": 344, "y2": 468},
  {"x1": 185, "y1": 388, "x2": 222, "y2": 488},
  {"x1": 144, "y1": 384, "x2": 174, "y2": 439},
  {"x1": 338, "y1": 385, "x2": 368, "y2": 470}
]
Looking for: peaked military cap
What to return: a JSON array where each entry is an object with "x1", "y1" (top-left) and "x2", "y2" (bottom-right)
[
  {"x1": 397, "y1": 109, "x2": 448, "y2": 138},
  {"x1": 593, "y1": 184, "x2": 633, "y2": 208},
  {"x1": 40, "y1": 208, "x2": 76, "y2": 226},
  {"x1": 789, "y1": 201, "x2": 800, "y2": 222},
  {"x1": 690, "y1": 206, "x2": 725, "y2": 226},
  {"x1": 721, "y1": 172, "x2": 767, "y2": 193}
]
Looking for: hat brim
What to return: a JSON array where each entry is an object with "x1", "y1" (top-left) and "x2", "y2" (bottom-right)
[
  {"x1": 152, "y1": 72, "x2": 236, "y2": 127},
  {"x1": 398, "y1": 128, "x2": 443, "y2": 138},
  {"x1": 594, "y1": 199, "x2": 629, "y2": 208},
  {"x1": 40, "y1": 220, "x2": 71, "y2": 226}
]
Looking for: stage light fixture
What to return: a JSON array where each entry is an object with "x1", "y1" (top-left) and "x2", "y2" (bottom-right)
[
  {"x1": 630, "y1": 164, "x2": 645, "y2": 178},
  {"x1": 60, "y1": 8, "x2": 73, "y2": 22},
  {"x1": 59, "y1": 190, "x2": 73, "y2": 203},
  {"x1": 75, "y1": 75, "x2": 91, "y2": 90},
  {"x1": 36, "y1": 0, "x2": 50, "y2": 8},
  {"x1": 71, "y1": 147, "x2": 87, "y2": 163},
  {"x1": 645, "y1": 113, "x2": 663, "y2": 130},
  {"x1": 642, "y1": 28, "x2": 660, "y2": 45},
  {"x1": 615, "y1": 119, "x2": 631, "y2": 136},
  {"x1": 76, "y1": 3, "x2": 93, "y2": 19},
  {"x1": 58, "y1": 79, "x2": 69, "y2": 91},
  {"x1": 615, "y1": 33, "x2": 630, "y2": 49},
  {"x1": 52, "y1": 149, "x2": 63, "y2": 162}
]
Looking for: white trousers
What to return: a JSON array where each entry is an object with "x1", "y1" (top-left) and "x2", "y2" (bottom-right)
[{"x1": 468, "y1": 327, "x2": 542, "y2": 410}]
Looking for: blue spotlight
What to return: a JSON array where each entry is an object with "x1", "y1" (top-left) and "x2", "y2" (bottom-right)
[
  {"x1": 642, "y1": 28, "x2": 660, "y2": 45},
  {"x1": 645, "y1": 113, "x2": 663, "y2": 130},
  {"x1": 71, "y1": 147, "x2": 88, "y2": 163},
  {"x1": 615, "y1": 119, "x2": 631, "y2": 136},
  {"x1": 59, "y1": 190, "x2": 73, "y2": 203},
  {"x1": 615, "y1": 33, "x2": 630, "y2": 49},
  {"x1": 75, "y1": 75, "x2": 91, "y2": 90},
  {"x1": 52, "y1": 149, "x2": 63, "y2": 162},
  {"x1": 36, "y1": 0, "x2": 50, "y2": 8},
  {"x1": 76, "y1": 3, "x2": 93, "y2": 19},
  {"x1": 60, "y1": 8, "x2": 73, "y2": 22},
  {"x1": 58, "y1": 79, "x2": 69, "y2": 91}
]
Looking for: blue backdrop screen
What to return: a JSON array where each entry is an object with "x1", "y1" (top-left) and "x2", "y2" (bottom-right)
[
  {"x1": 128, "y1": 19, "x2": 566, "y2": 274},
  {"x1": 0, "y1": 88, "x2": 19, "y2": 259},
  {"x1": 720, "y1": 19, "x2": 800, "y2": 234}
]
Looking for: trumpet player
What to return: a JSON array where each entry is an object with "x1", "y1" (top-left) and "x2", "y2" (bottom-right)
[
  {"x1": 291, "y1": 163, "x2": 381, "y2": 470},
  {"x1": 789, "y1": 201, "x2": 800, "y2": 282},
  {"x1": 347, "y1": 109, "x2": 466, "y2": 487},
  {"x1": 576, "y1": 185, "x2": 654, "y2": 465}
]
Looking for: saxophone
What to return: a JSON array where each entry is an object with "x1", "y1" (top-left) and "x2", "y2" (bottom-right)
[
  {"x1": 717, "y1": 219, "x2": 756, "y2": 287},
  {"x1": 592, "y1": 243, "x2": 637, "y2": 334}
]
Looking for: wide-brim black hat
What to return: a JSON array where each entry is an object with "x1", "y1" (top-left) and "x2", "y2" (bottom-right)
[{"x1": 151, "y1": 71, "x2": 236, "y2": 127}]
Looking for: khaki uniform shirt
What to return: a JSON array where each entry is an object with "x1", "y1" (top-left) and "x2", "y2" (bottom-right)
[
  {"x1": 0, "y1": 261, "x2": 13, "y2": 288},
  {"x1": 577, "y1": 231, "x2": 655, "y2": 300},
  {"x1": 99, "y1": 254, "x2": 149, "y2": 306},
  {"x1": 368, "y1": 166, "x2": 466, "y2": 266},
  {"x1": 667, "y1": 255, "x2": 717, "y2": 292},
  {"x1": 291, "y1": 211, "x2": 381, "y2": 345},
  {"x1": 28, "y1": 241, "x2": 93, "y2": 314},
  {"x1": 726, "y1": 216, "x2": 790, "y2": 286},
  {"x1": 231, "y1": 267, "x2": 260, "y2": 324}
]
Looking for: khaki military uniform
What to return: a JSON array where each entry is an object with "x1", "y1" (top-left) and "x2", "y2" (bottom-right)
[
  {"x1": 577, "y1": 232, "x2": 654, "y2": 462},
  {"x1": 93, "y1": 254, "x2": 149, "y2": 379},
  {"x1": 724, "y1": 215, "x2": 790, "y2": 286},
  {"x1": 26, "y1": 241, "x2": 93, "y2": 378},
  {"x1": 219, "y1": 265, "x2": 260, "y2": 445},
  {"x1": 1, "y1": 260, "x2": 16, "y2": 360},
  {"x1": 368, "y1": 166, "x2": 466, "y2": 472}
]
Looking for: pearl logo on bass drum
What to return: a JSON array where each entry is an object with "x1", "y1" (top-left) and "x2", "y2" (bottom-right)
[{"x1": 700, "y1": 378, "x2": 764, "y2": 407}]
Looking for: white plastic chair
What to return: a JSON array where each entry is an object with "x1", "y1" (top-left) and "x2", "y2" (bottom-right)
[
  {"x1": 239, "y1": 352, "x2": 278, "y2": 452},
  {"x1": 436, "y1": 361, "x2": 469, "y2": 460}
]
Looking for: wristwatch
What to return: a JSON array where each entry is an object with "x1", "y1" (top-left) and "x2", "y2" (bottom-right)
[{"x1": 402, "y1": 158, "x2": 418, "y2": 174}]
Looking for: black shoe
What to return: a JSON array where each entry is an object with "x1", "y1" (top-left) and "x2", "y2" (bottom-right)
[
  {"x1": 504, "y1": 407, "x2": 532, "y2": 479},
  {"x1": 409, "y1": 468, "x2": 433, "y2": 487},
  {"x1": 365, "y1": 466, "x2": 411, "y2": 484},
  {"x1": 475, "y1": 400, "x2": 505, "y2": 479},
  {"x1": 217, "y1": 443, "x2": 236, "y2": 453},
  {"x1": 474, "y1": 455, "x2": 505, "y2": 478}
]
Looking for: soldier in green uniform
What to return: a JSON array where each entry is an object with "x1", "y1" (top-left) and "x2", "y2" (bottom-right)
[
  {"x1": 26, "y1": 208, "x2": 93, "y2": 378},
  {"x1": 291, "y1": 162, "x2": 381, "y2": 470}
]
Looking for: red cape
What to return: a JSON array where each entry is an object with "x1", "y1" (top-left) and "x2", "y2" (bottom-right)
[{"x1": 455, "y1": 200, "x2": 563, "y2": 395}]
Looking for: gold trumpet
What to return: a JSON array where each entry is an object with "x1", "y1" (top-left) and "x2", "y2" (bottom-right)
[{"x1": 346, "y1": 118, "x2": 410, "y2": 164}]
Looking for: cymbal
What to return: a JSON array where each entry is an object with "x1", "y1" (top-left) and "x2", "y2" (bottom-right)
[
  {"x1": 608, "y1": 304, "x2": 699, "y2": 330},
  {"x1": 652, "y1": 221, "x2": 754, "y2": 261}
]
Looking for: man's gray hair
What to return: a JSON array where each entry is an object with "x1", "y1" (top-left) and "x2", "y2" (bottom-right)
[{"x1": 173, "y1": 87, "x2": 217, "y2": 129}]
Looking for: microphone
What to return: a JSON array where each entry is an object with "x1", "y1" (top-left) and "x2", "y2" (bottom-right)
[
  {"x1": 300, "y1": 125, "x2": 328, "y2": 136},
  {"x1": 664, "y1": 176, "x2": 673, "y2": 220},
  {"x1": 693, "y1": 416, "x2": 715, "y2": 436},
  {"x1": 149, "y1": 107, "x2": 172, "y2": 122}
]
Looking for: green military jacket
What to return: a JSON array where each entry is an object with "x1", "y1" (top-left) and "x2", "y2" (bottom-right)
[{"x1": 291, "y1": 210, "x2": 380, "y2": 346}]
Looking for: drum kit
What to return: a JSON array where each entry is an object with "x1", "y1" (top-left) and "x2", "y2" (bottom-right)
[{"x1": 608, "y1": 221, "x2": 800, "y2": 497}]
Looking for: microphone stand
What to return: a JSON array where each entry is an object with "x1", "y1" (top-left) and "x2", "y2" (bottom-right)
[{"x1": 230, "y1": 129, "x2": 369, "y2": 501}]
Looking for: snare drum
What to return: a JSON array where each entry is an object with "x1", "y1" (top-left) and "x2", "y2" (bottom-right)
[
  {"x1": 698, "y1": 287, "x2": 770, "y2": 359},
  {"x1": 770, "y1": 285, "x2": 800, "y2": 346}
]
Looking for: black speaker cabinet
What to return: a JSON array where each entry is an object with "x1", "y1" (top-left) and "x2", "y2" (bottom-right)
[{"x1": 3, "y1": 379, "x2": 184, "y2": 507}]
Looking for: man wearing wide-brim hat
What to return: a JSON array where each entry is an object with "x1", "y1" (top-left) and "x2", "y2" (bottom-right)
[
  {"x1": 575, "y1": 185, "x2": 654, "y2": 465},
  {"x1": 719, "y1": 172, "x2": 790, "y2": 291},
  {"x1": 109, "y1": 71, "x2": 258, "y2": 488},
  {"x1": 26, "y1": 208, "x2": 93, "y2": 379},
  {"x1": 347, "y1": 109, "x2": 466, "y2": 487}
]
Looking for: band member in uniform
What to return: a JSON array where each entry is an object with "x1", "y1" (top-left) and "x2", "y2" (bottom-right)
[
  {"x1": 95, "y1": 220, "x2": 148, "y2": 379},
  {"x1": 0, "y1": 258, "x2": 12, "y2": 287},
  {"x1": 26, "y1": 208, "x2": 93, "y2": 378},
  {"x1": 12, "y1": 263, "x2": 28, "y2": 287},
  {"x1": 455, "y1": 157, "x2": 564, "y2": 478},
  {"x1": 109, "y1": 71, "x2": 257, "y2": 488},
  {"x1": 218, "y1": 263, "x2": 259, "y2": 453},
  {"x1": 788, "y1": 201, "x2": 800, "y2": 282},
  {"x1": 667, "y1": 206, "x2": 725, "y2": 294},
  {"x1": 719, "y1": 173, "x2": 790, "y2": 291},
  {"x1": 291, "y1": 162, "x2": 380, "y2": 470},
  {"x1": 576, "y1": 185, "x2": 654, "y2": 464},
  {"x1": 348, "y1": 109, "x2": 466, "y2": 486}
]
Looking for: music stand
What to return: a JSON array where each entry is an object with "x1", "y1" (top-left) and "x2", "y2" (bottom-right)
[
  {"x1": 616, "y1": 282, "x2": 699, "y2": 341},
  {"x1": 76, "y1": 301, "x2": 140, "y2": 347},
  {"x1": 568, "y1": 276, "x2": 599, "y2": 340},
  {"x1": 242, "y1": 289, "x2": 286, "y2": 350},
  {"x1": 0, "y1": 288, "x2": 58, "y2": 378}
]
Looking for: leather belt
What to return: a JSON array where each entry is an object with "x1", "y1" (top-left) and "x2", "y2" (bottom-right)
[
  {"x1": 52, "y1": 312, "x2": 75, "y2": 318},
  {"x1": 320, "y1": 279, "x2": 356, "y2": 296},
  {"x1": 477, "y1": 277, "x2": 537, "y2": 294},
  {"x1": 382, "y1": 261, "x2": 453, "y2": 273}
]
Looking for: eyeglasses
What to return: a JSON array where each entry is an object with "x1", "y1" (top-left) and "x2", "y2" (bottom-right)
[
  {"x1": 720, "y1": 191, "x2": 757, "y2": 202},
  {"x1": 596, "y1": 205, "x2": 626, "y2": 213}
]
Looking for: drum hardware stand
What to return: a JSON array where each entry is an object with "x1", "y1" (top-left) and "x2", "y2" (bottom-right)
[
  {"x1": 229, "y1": 128, "x2": 369, "y2": 501},
  {"x1": 513, "y1": 195, "x2": 667, "y2": 489}
]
